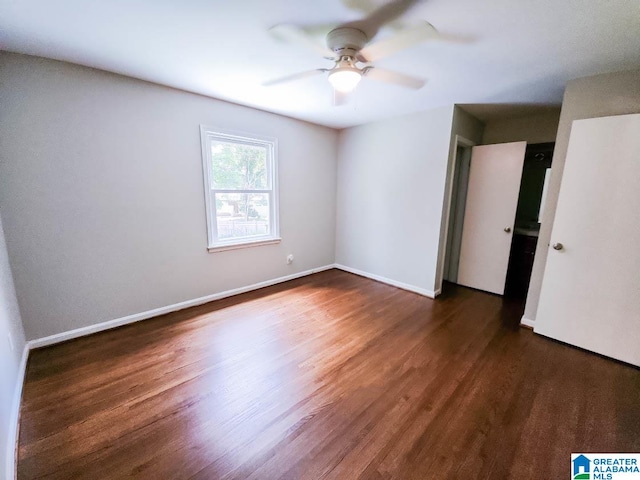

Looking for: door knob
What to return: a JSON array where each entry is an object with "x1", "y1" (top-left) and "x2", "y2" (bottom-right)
[
  {"x1": 504, "y1": 227, "x2": 511, "y2": 233},
  {"x1": 552, "y1": 242, "x2": 564, "y2": 250}
]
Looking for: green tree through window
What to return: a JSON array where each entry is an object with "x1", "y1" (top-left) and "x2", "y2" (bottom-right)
[{"x1": 211, "y1": 142, "x2": 267, "y2": 190}]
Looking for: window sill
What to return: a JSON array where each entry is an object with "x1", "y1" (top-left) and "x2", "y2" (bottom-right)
[{"x1": 207, "y1": 238, "x2": 282, "y2": 253}]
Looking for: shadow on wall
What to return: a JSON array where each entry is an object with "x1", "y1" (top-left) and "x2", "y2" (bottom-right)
[{"x1": 1, "y1": 213, "x2": 27, "y2": 480}]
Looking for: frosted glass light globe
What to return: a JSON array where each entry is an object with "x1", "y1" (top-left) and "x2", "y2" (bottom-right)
[{"x1": 328, "y1": 69, "x2": 362, "y2": 93}]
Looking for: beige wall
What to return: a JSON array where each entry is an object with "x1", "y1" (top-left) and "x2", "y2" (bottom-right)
[
  {"x1": 524, "y1": 69, "x2": 640, "y2": 323},
  {"x1": 0, "y1": 52, "x2": 339, "y2": 340},
  {"x1": 336, "y1": 106, "x2": 456, "y2": 295},
  {"x1": 482, "y1": 110, "x2": 561, "y2": 145}
]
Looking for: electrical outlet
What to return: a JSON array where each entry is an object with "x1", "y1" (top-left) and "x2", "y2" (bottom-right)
[
  {"x1": 286, "y1": 254, "x2": 294, "y2": 265},
  {"x1": 7, "y1": 333, "x2": 14, "y2": 353}
]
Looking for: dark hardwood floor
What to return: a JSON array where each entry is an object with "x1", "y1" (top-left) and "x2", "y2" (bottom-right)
[{"x1": 18, "y1": 269, "x2": 640, "y2": 479}]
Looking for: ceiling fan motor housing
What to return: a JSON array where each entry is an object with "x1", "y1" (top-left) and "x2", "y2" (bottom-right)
[{"x1": 326, "y1": 27, "x2": 368, "y2": 56}]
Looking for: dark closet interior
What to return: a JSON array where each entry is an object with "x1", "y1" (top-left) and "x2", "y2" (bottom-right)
[{"x1": 504, "y1": 142, "x2": 554, "y2": 298}]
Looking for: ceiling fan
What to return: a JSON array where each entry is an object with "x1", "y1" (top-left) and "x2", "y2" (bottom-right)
[{"x1": 264, "y1": 0, "x2": 441, "y2": 98}]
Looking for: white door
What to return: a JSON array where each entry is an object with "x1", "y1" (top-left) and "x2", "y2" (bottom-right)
[
  {"x1": 534, "y1": 114, "x2": 640, "y2": 367},
  {"x1": 457, "y1": 142, "x2": 526, "y2": 294}
]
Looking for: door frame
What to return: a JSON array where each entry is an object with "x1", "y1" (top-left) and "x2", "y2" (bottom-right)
[{"x1": 435, "y1": 135, "x2": 476, "y2": 294}]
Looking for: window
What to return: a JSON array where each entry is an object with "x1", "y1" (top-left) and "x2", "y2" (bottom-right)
[{"x1": 200, "y1": 126, "x2": 279, "y2": 252}]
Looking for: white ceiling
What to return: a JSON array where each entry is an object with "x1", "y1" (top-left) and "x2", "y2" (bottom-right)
[{"x1": 1, "y1": 0, "x2": 639, "y2": 129}]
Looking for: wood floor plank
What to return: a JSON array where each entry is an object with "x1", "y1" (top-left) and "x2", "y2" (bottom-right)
[{"x1": 18, "y1": 269, "x2": 640, "y2": 479}]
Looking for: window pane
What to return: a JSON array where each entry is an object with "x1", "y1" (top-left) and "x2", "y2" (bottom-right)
[
  {"x1": 211, "y1": 141, "x2": 268, "y2": 190},
  {"x1": 215, "y1": 192, "x2": 271, "y2": 240}
]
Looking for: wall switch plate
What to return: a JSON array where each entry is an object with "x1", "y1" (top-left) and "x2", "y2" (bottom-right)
[{"x1": 286, "y1": 254, "x2": 294, "y2": 265}]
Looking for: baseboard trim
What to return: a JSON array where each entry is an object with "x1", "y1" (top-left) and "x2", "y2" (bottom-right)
[
  {"x1": 7, "y1": 344, "x2": 28, "y2": 480},
  {"x1": 520, "y1": 316, "x2": 536, "y2": 329},
  {"x1": 27, "y1": 264, "x2": 335, "y2": 349},
  {"x1": 334, "y1": 264, "x2": 437, "y2": 299}
]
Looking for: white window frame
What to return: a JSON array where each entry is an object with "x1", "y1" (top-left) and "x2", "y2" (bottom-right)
[{"x1": 200, "y1": 126, "x2": 280, "y2": 252}]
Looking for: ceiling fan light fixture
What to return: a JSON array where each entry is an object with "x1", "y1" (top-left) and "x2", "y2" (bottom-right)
[{"x1": 328, "y1": 68, "x2": 362, "y2": 93}]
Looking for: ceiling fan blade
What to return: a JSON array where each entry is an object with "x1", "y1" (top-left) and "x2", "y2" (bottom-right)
[
  {"x1": 364, "y1": 67, "x2": 426, "y2": 89},
  {"x1": 437, "y1": 32, "x2": 475, "y2": 44},
  {"x1": 269, "y1": 24, "x2": 336, "y2": 59},
  {"x1": 263, "y1": 69, "x2": 327, "y2": 87},
  {"x1": 301, "y1": 19, "x2": 406, "y2": 37},
  {"x1": 299, "y1": 23, "x2": 342, "y2": 37},
  {"x1": 340, "y1": 0, "x2": 421, "y2": 40},
  {"x1": 359, "y1": 21, "x2": 438, "y2": 62}
]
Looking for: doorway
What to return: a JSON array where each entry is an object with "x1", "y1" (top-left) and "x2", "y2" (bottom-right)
[
  {"x1": 441, "y1": 141, "x2": 554, "y2": 297},
  {"x1": 443, "y1": 143, "x2": 472, "y2": 284},
  {"x1": 504, "y1": 142, "x2": 554, "y2": 298}
]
